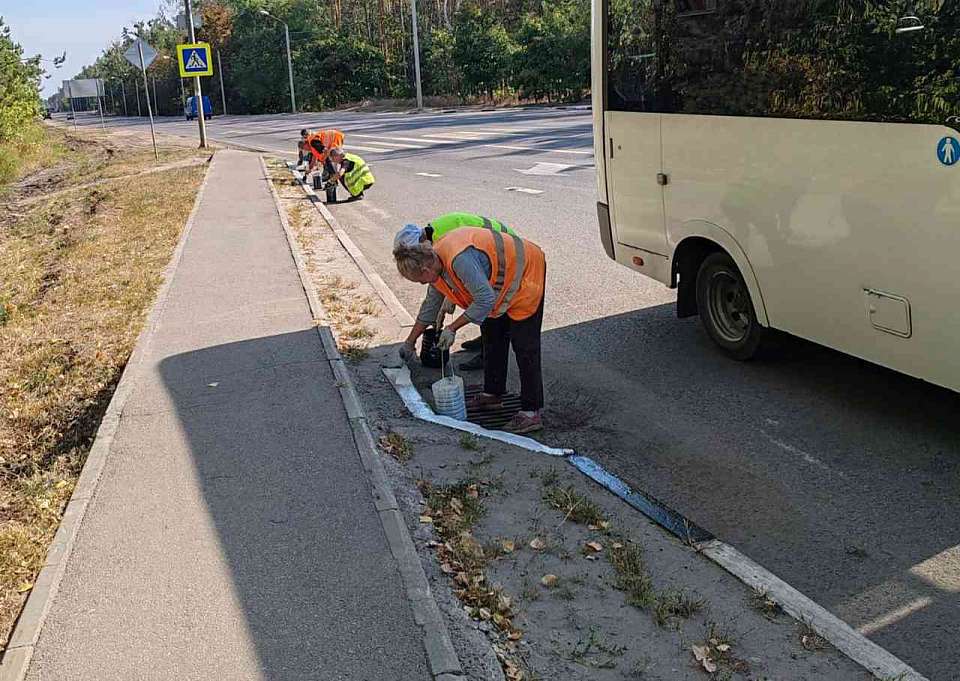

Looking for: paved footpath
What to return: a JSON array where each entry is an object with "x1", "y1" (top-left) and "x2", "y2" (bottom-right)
[{"x1": 22, "y1": 150, "x2": 430, "y2": 680}]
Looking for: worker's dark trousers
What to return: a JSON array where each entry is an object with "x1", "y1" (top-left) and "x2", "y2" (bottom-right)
[{"x1": 481, "y1": 294, "x2": 544, "y2": 412}]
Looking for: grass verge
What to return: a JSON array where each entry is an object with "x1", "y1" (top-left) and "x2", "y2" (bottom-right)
[{"x1": 0, "y1": 125, "x2": 206, "y2": 649}]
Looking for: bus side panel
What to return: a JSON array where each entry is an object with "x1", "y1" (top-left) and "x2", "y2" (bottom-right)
[{"x1": 662, "y1": 114, "x2": 960, "y2": 392}]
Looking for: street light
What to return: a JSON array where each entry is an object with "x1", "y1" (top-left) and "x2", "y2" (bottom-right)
[{"x1": 259, "y1": 10, "x2": 296, "y2": 113}]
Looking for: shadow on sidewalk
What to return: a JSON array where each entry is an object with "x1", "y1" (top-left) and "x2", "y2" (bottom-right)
[{"x1": 158, "y1": 328, "x2": 429, "y2": 681}]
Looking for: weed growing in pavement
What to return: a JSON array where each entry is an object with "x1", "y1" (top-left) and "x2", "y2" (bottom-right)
[
  {"x1": 542, "y1": 485, "x2": 606, "y2": 527},
  {"x1": 653, "y1": 589, "x2": 705, "y2": 628},
  {"x1": 555, "y1": 625, "x2": 626, "y2": 669},
  {"x1": 798, "y1": 621, "x2": 828, "y2": 651},
  {"x1": 379, "y1": 432, "x2": 413, "y2": 463},
  {"x1": 459, "y1": 432, "x2": 481, "y2": 451},
  {"x1": 539, "y1": 467, "x2": 560, "y2": 487},
  {"x1": 750, "y1": 588, "x2": 783, "y2": 620},
  {"x1": 338, "y1": 342, "x2": 369, "y2": 363},
  {"x1": 693, "y1": 622, "x2": 749, "y2": 677},
  {"x1": 608, "y1": 542, "x2": 656, "y2": 609},
  {"x1": 419, "y1": 478, "x2": 524, "y2": 667}
]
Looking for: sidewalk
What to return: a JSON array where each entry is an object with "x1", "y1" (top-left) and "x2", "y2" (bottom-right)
[{"x1": 15, "y1": 151, "x2": 431, "y2": 680}]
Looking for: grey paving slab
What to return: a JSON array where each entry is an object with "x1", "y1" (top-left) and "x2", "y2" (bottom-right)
[{"x1": 25, "y1": 150, "x2": 430, "y2": 681}]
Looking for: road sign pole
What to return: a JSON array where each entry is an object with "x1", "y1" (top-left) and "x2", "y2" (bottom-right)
[
  {"x1": 284, "y1": 24, "x2": 296, "y2": 113},
  {"x1": 179, "y1": 77, "x2": 186, "y2": 109},
  {"x1": 96, "y1": 81, "x2": 106, "y2": 131},
  {"x1": 138, "y1": 41, "x2": 160, "y2": 161},
  {"x1": 68, "y1": 87, "x2": 77, "y2": 129},
  {"x1": 217, "y1": 50, "x2": 227, "y2": 115},
  {"x1": 409, "y1": 0, "x2": 423, "y2": 111},
  {"x1": 185, "y1": 0, "x2": 208, "y2": 148},
  {"x1": 121, "y1": 80, "x2": 128, "y2": 117}
]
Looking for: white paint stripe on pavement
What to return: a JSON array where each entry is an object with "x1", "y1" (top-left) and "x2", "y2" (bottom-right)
[
  {"x1": 347, "y1": 144, "x2": 395, "y2": 154},
  {"x1": 857, "y1": 597, "x2": 933, "y2": 636},
  {"x1": 505, "y1": 186, "x2": 543, "y2": 195},
  {"x1": 416, "y1": 172, "x2": 443, "y2": 178},
  {"x1": 484, "y1": 144, "x2": 592, "y2": 155},
  {"x1": 350, "y1": 133, "x2": 457, "y2": 145},
  {"x1": 349, "y1": 140, "x2": 425, "y2": 149}
]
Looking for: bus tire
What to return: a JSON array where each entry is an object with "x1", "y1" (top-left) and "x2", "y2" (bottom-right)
[{"x1": 695, "y1": 252, "x2": 763, "y2": 360}]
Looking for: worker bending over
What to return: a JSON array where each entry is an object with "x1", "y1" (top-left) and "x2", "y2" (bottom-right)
[
  {"x1": 394, "y1": 213, "x2": 519, "y2": 370},
  {"x1": 328, "y1": 148, "x2": 375, "y2": 201},
  {"x1": 305, "y1": 128, "x2": 344, "y2": 177},
  {"x1": 391, "y1": 226, "x2": 547, "y2": 434}
]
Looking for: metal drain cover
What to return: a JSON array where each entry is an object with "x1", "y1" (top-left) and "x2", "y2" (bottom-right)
[{"x1": 464, "y1": 385, "x2": 521, "y2": 430}]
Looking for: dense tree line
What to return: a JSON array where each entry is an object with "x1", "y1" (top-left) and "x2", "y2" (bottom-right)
[
  {"x1": 0, "y1": 18, "x2": 45, "y2": 183},
  {"x1": 71, "y1": 0, "x2": 591, "y2": 116}
]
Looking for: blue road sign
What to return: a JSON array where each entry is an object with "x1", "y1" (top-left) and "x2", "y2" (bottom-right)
[
  {"x1": 937, "y1": 136, "x2": 959, "y2": 167},
  {"x1": 177, "y1": 43, "x2": 213, "y2": 77}
]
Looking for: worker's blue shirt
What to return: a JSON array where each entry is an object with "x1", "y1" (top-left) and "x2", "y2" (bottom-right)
[{"x1": 417, "y1": 247, "x2": 495, "y2": 325}]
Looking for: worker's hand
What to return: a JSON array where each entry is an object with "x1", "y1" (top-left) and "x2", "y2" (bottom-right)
[
  {"x1": 437, "y1": 327, "x2": 457, "y2": 351},
  {"x1": 440, "y1": 299, "x2": 456, "y2": 316},
  {"x1": 399, "y1": 342, "x2": 417, "y2": 362}
]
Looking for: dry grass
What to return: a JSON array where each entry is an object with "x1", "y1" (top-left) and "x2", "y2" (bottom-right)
[
  {"x1": 379, "y1": 431, "x2": 413, "y2": 463},
  {"x1": 542, "y1": 485, "x2": 607, "y2": 527},
  {"x1": 608, "y1": 542, "x2": 656, "y2": 609},
  {"x1": 0, "y1": 127, "x2": 205, "y2": 649}
]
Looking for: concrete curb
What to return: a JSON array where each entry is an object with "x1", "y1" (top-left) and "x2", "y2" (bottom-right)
[
  {"x1": 282, "y1": 161, "x2": 415, "y2": 328},
  {"x1": 0, "y1": 155, "x2": 216, "y2": 681},
  {"x1": 380, "y1": 366, "x2": 929, "y2": 681},
  {"x1": 260, "y1": 156, "x2": 464, "y2": 680}
]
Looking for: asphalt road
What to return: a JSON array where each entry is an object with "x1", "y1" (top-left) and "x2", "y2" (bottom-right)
[{"x1": 65, "y1": 108, "x2": 959, "y2": 678}]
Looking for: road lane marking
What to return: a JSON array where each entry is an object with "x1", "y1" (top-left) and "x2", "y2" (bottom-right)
[
  {"x1": 484, "y1": 143, "x2": 592, "y2": 155},
  {"x1": 350, "y1": 133, "x2": 457, "y2": 145},
  {"x1": 347, "y1": 144, "x2": 395, "y2": 153},
  {"x1": 514, "y1": 162, "x2": 571, "y2": 176},
  {"x1": 505, "y1": 186, "x2": 543, "y2": 194},
  {"x1": 349, "y1": 139, "x2": 425, "y2": 149},
  {"x1": 416, "y1": 172, "x2": 443, "y2": 178},
  {"x1": 857, "y1": 597, "x2": 933, "y2": 636}
]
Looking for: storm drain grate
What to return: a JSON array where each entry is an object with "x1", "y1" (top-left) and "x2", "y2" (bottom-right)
[{"x1": 464, "y1": 385, "x2": 522, "y2": 430}]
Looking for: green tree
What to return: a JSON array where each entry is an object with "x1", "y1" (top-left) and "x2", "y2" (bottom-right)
[
  {"x1": 512, "y1": 0, "x2": 589, "y2": 101},
  {"x1": 453, "y1": 3, "x2": 514, "y2": 98},
  {"x1": 0, "y1": 18, "x2": 41, "y2": 143}
]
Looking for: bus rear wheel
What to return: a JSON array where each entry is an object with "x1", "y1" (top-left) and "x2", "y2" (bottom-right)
[{"x1": 695, "y1": 252, "x2": 763, "y2": 360}]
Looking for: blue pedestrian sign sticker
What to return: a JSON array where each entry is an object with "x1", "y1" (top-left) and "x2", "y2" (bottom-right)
[
  {"x1": 177, "y1": 42, "x2": 213, "y2": 77},
  {"x1": 937, "y1": 136, "x2": 959, "y2": 167}
]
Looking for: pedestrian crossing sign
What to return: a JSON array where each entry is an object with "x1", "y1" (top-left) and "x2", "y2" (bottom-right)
[{"x1": 177, "y1": 42, "x2": 213, "y2": 77}]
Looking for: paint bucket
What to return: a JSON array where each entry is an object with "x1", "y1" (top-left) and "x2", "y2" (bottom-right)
[{"x1": 432, "y1": 375, "x2": 467, "y2": 420}]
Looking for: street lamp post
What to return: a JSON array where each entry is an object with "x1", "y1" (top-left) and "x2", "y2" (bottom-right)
[{"x1": 259, "y1": 10, "x2": 296, "y2": 113}]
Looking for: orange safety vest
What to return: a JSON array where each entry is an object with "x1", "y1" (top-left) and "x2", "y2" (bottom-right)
[
  {"x1": 433, "y1": 228, "x2": 545, "y2": 321},
  {"x1": 306, "y1": 129, "x2": 345, "y2": 163}
]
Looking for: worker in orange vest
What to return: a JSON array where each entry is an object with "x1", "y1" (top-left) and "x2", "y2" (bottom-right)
[
  {"x1": 304, "y1": 128, "x2": 345, "y2": 179},
  {"x1": 390, "y1": 226, "x2": 547, "y2": 433}
]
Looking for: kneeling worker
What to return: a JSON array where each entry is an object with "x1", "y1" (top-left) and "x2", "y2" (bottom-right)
[
  {"x1": 392, "y1": 226, "x2": 547, "y2": 433},
  {"x1": 329, "y1": 147, "x2": 374, "y2": 201}
]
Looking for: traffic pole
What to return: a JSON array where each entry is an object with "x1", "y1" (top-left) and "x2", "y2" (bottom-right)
[
  {"x1": 410, "y1": 0, "x2": 423, "y2": 111},
  {"x1": 138, "y1": 40, "x2": 160, "y2": 161},
  {"x1": 121, "y1": 80, "x2": 128, "y2": 117},
  {"x1": 217, "y1": 49, "x2": 227, "y2": 115},
  {"x1": 185, "y1": 0, "x2": 208, "y2": 148}
]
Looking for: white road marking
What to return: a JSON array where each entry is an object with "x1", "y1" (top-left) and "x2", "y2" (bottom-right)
[
  {"x1": 347, "y1": 144, "x2": 395, "y2": 153},
  {"x1": 349, "y1": 139, "x2": 425, "y2": 149},
  {"x1": 505, "y1": 186, "x2": 543, "y2": 195},
  {"x1": 351, "y1": 133, "x2": 457, "y2": 145},
  {"x1": 416, "y1": 172, "x2": 443, "y2": 178},
  {"x1": 760, "y1": 430, "x2": 848, "y2": 479},
  {"x1": 857, "y1": 597, "x2": 933, "y2": 636},
  {"x1": 484, "y1": 143, "x2": 592, "y2": 155},
  {"x1": 514, "y1": 162, "x2": 572, "y2": 176}
]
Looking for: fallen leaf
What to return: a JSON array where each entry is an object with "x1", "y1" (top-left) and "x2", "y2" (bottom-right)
[
  {"x1": 703, "y1": 658, "x2": 717, "y2": 673},
  {"x1": 497, "y1": 593, "x2": 512, "y2": 611},
  {"x1": 585, "y1": 555, "x2": 598, "y2": 561},
  {"x1": 466, "y1": 485, "x2": 479, "y2": 498},
  {"x1": 540, "y1": 574, "x2": 559, "y2": 587},
  {"x1": 17, "y1": 582, "x2": 33, "y2": 593},
  {"x1": 479, "y1": 607, "x2": 492, "y2": 620},
  {"x1": 612, "y1": 542, "x2": 624, "y2": 550},
  {"x1": 450, "y1": 498, "x2": 464, "y2": 513},
  {"x1": 493, "y1": 613, "x2": 506, "y2": 627},
  {"x1": 587, "y1": 524, "x2": 600, "y2": 531},
  {"x1": 508, "y1": 631, "x2": 523, "y2": 641},
  {"x1": 716, "y1": 643, "x2": 730, "y2": 653},
  {"x1": 529, "y1": 537, "x2": 547, "y2": 551},
  {"x1": 599, "y1": 520, "x2": 611, "y2": 530},
  {"x1": 692, "y1": 645, "x2": 709, "y2": 662},
  {"x1": 455, "y1": 572, "x2": 470, "y2": 586},
  {"x1": 585, "y1": 541, "x2": 603, "y2": 552},
  {"x1": 501, "y1": 539, "x2": 516, "y2": 553},
  {"x1": 419, "y1": 515, "x2": 433, "y2": 524},
  {"x1": 441, "y1": 563, "x2": 455, "y2": 574}
]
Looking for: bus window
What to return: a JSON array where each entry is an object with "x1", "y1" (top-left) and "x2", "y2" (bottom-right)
[{"x1": 606, "y1": 0, "x2": 663, "y2": 112}]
